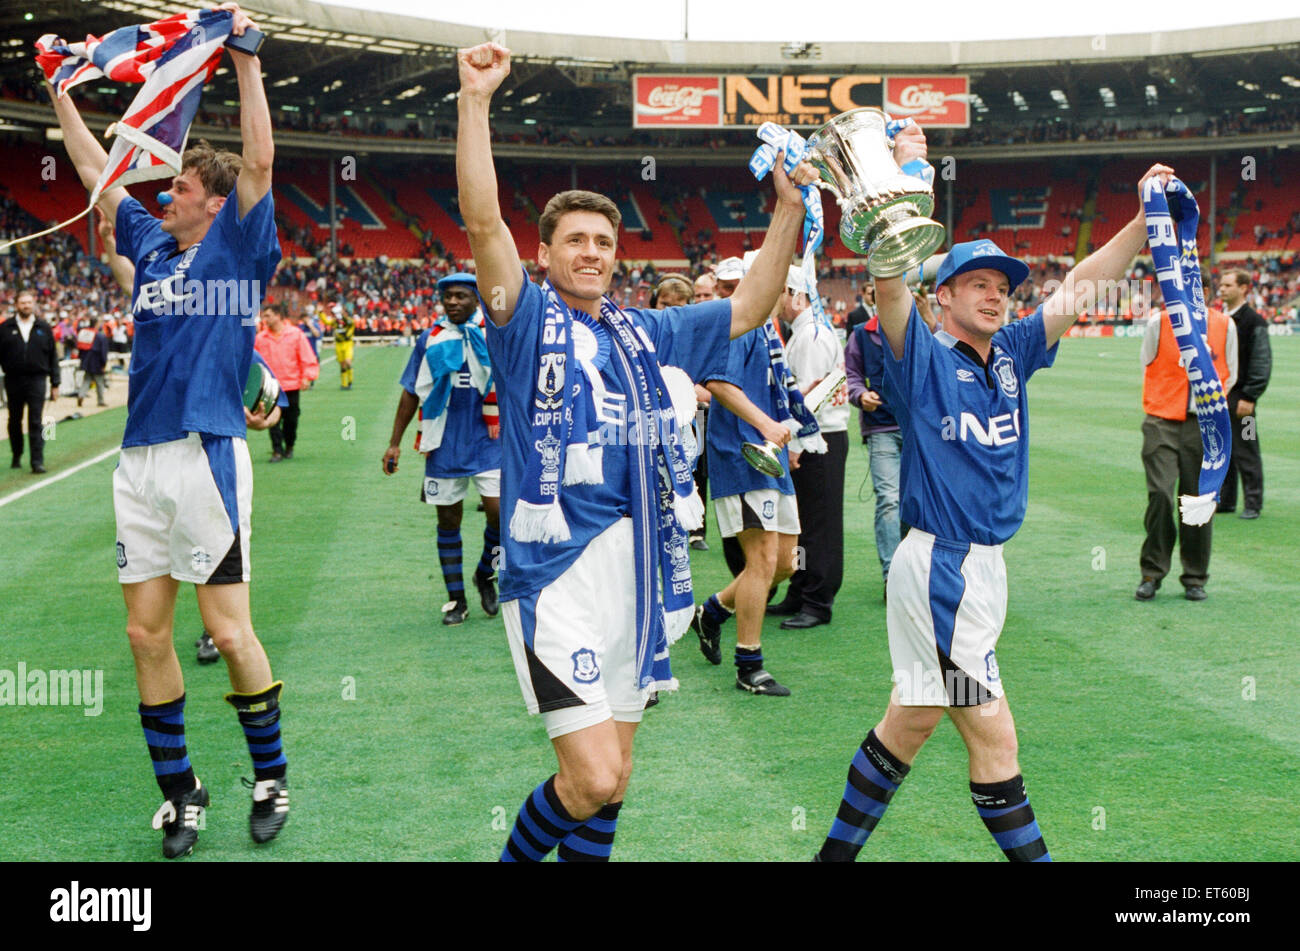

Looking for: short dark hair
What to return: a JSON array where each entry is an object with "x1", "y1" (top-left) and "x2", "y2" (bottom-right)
[
  {"x1": 1225, "y1": 268, "x2": 1252, "y2": 290},
  {"x1": 181, "y1": 139, "x2": 241, "y2": 199},
  {"x1": 538, "y1": 190, "x2": 621, "y2": 245}
]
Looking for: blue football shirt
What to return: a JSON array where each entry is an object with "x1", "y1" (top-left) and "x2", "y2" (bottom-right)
[
  {"x1": 881, "y1": 304, "x2": 1058, "y2": 545},
  {"x1": 115, "y1": 188, "x2": 281, "y2": 448},
  {"x1": 703, "y1": 323, "x2": 796, "y2": 500},
  {"x1": 399, "y1": 325, "x2": 503, "y2": 478},
  {"x1": 486, "y1": 275, "x2": 731, "y2": 601}
]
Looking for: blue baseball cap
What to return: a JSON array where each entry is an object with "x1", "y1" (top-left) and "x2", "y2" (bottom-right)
[
  {"x1": 933, "y1": 240, "x2": 1029, "y2": 291},
  {"x1": 436, "y1": 272, "x2": 478, "y2": 292}
]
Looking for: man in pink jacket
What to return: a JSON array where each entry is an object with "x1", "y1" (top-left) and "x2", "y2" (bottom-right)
[{"x1": 254, "y1": 301, "x2": 319, "y2": 461}]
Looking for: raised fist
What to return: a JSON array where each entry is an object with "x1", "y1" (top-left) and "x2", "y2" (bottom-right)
[{"x1": 458, "y1": 43, "x2": 511, "y2": 98}]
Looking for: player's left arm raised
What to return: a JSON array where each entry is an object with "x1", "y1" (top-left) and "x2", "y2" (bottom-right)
[
  {"x1": 224, "y1": 3, "x2": 272, "y2": 218},
  {"x1": 728, "y1": 158, "x2": 819, "y2": 339},
  {"x1": 1042, "y1": 163, "x2": 1174, "y2": 348}
]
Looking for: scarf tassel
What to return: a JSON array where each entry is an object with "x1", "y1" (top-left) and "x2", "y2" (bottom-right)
[
  {"x1": 508, "y1": 498, "x2": 571, "y2": 544},
  {"x1": 562, "y1": 441, "x2": 604, "y2": 485},
  {"x1": 1179, "y1": 492, "x2": 1218, "y2": 527}
]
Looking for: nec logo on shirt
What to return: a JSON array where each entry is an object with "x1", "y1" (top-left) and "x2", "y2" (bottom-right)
[{"x1": 941, "y1": 408, "x2": 1021, "y2": 446}]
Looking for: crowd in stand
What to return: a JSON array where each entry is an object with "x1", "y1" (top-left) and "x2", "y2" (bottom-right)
[{"x1": 3, "y1": 178, "x2": 1298, "y2": 335}]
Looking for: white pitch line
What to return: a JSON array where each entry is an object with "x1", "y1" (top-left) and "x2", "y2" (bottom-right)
[{"x1": 0, "y1": 445, "x2": 119, "y2": 509}]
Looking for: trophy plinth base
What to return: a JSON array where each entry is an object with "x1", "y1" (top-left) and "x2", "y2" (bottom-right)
[{"x1": 865, "y1": 216, "x2": 947, "y2": 279}]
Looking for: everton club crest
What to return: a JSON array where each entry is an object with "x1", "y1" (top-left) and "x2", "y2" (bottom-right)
[
  {"x1": 992, "y1": 352, "x2": 1018, "y2": 398},
  {"x1": 572, "y1": 648, "x2": 600, "y2": 684},
  {"x1": 536, "y1": 353, "x2": 565, "y2": 410}
]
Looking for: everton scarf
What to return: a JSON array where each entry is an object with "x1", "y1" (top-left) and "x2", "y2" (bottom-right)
[
  {"x1": 763, "y1": 320, "x2": 826, "y2": 454},
  {"x1": 412, "y1": 312, "x2": 496, "y2": 452},
  {"x1": 1142, "y1": 176, "x2": 1232, "y2": 526},
  {"x1": 750, "y1": 116, "x2": 935, "y2": 335},
  {"x1": 5, "y1": 9, "x2": 235, "y2": 253},
  {"x1": 513, "y1": 280, "x2": 702, "y2": 696}
]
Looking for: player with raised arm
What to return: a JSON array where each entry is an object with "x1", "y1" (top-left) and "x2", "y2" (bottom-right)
[
  {"x1": 46, "y1": 3, "x2": 289, "y2": 858},
  {"x1": 816, "y1": 161, "x2": 1175, "y2": 862},
  {"x1": 458, "y1": 41, "x2": 820, "y2": 861}
]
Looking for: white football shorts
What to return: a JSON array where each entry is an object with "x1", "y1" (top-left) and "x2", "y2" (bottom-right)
[
  {"x1": 113, "y1": 433, "x2": 252, "y2": 585},
  {"x1": 421, "y1": 469, "x2": 500, "y2": 506},
  {"x1": 886, "y1": 529, "x2": 1007, "y2": 707},
  {"x1": 501, "y1": 517, "x2": 650, "y2": 739},
  {"x1": 714, "y1": 488, "x2": 800, "y2": 538}
]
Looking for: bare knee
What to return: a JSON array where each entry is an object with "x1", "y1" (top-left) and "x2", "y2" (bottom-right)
[
  {"x1": 206, "y1": 621, "x2": 257, "y2": 658},
  {"x1": 126, "y1": 620, "x2": 173, "y2": 660},
  {"x1": 560, "y1": 761, "x2": 622, "y2": 820}
]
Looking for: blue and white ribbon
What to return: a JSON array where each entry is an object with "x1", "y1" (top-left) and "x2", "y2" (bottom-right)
[
  {"x1": 749, "y1": 123, "x2": 832, "y2": 333},
  {"x1": 1142, "y1": 176, "x2": 1232, "y2": 526},
  {"x1": 749, "y1": 117, "x2": 934, "y2": 332}
]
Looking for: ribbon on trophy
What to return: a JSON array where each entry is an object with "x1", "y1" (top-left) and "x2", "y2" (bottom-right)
[
  {"x1": 1141, "y1": 177, "x2": 1233, "y2": 526},
  {"x1": 749, "y1": 116, "x2": 937, "y2": 324}
]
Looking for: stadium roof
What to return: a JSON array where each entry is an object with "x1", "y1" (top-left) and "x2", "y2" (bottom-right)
[{"x1": 3, "y1": 2, "x2": 1300, "y2": 147}]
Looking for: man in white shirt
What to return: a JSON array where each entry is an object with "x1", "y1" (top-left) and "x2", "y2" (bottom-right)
[{"x1": 771, "y1": 267, "x2": 850, "y2": 628}]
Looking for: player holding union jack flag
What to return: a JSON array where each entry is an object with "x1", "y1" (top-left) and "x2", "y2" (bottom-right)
[
  {"x1": 9, "y1": 7, "x2": 244, "y2": 251},
  {"x1": 41, "y1": 3, "x2": 288, "y2": 859}
]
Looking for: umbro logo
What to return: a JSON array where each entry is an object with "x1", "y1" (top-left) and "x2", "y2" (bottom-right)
[{"x1": 956, "y1": 369, "x2": 976, "y2": 382}]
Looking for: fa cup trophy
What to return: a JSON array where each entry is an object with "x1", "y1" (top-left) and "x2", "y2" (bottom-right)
[{"x1": 805, "y1": 107, "x2": 946, "y2": 278}]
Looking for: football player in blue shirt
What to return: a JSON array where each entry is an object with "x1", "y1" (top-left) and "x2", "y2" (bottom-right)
[
  {"x1": 47, "y1": 3, "x2": 290, "y2": 858},
  {"x1": 817, "y1": 162, "x2": 1176, "y2": 862},
  {"x1": 383, "y1": 272, "x2": 503, "y2": 625},
  {"x1": 458, "y1": 41, "x2": 850, "y2": 861},
  {"x1": 692, "y1": 270, "x2": 814, "y2": 696}
]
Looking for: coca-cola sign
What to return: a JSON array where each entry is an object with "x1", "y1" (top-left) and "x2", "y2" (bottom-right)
[
  {"x1": 883, "y1": 76, "x2": 970, "y2": 128},
  {"x1": 633, "y1": 75, "x2": 723, "y2": 127}
]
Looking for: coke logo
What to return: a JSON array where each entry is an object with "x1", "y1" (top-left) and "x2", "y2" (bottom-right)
[
  {"x1": 645, "y1": 85, "x2": 708, "y2": 110},
  {"x1": 898, "y1": 84, "x2": 948, "y2": 109}
]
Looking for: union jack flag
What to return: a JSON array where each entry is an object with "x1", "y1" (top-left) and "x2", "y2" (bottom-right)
[{"x1": 35, "y1": 8, "x2": 235, "y2": 202}]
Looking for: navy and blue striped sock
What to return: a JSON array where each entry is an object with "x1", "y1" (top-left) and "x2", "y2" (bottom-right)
[
  {"x1": 702, "y1": 593, "x2": 732, "y2": 628},
  {"x1": 557, "y1": 800, "x2": 622, "y2": 862},
  {"x1": 971, "y1": 774, "x2": 1051, "y2": 862},
  {"x1": 734, "y1": 645, "x2": 763, "y2": 675},
  {"x1": 225, "y1": 681, "x2": 287, "y2": 781},
  {"x1": 437, "y1": 527, "x2": 465, "y2": 602},
  {"x1": 500, "y1": 775, "x2": 583, "y2": 862},
  {"x1": 818, "y1": 729, "x2": 910, "y2": 861},
  {"x1": 139, "y1": 694, "x2": 195, "y2": 799},
  {"x1": 476, "y1": 524, "x2": 500, "y2": 579}
]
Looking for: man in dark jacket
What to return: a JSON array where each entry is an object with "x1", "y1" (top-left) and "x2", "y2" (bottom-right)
[
  {"x1": 1216, "y1": 270, "x2": 1272, "y2": 519},
  {"x1": 1, "y1": 290, "x2": 61, "y2": 473},
  {"x1": 77, "y1": 317, "x2": 111, "y2": 407}
]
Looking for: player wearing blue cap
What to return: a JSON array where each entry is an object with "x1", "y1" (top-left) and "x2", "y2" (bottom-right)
[
  {"x1": 383, "y1": 273, "x2": 502, "y2": 624},
  {"x1": 817, "y1": 162, "x2": 1176, "y2": 862},
  {"x1": 45, "y1": 3, "x2": 290, "y2": 859}
]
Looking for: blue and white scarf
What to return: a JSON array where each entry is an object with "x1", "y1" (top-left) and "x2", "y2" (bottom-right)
[
  {"x1": 1142, "y1": 176, "x2": 1232, "y2": 526},
  {"x1": 763, "y1": 320, "x2": 826, "y2": 454},
  {"x1": 750, "y1": 117, "x2": 935, "y2": 335},
  {"x1": 513, "y1": 280, "x2": 702, "y2": 695},
  {"x1": 413, "y1": 312, "x2": 493, "y2": 452}
]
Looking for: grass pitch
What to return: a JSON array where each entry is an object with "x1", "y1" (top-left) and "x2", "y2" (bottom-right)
[{"x1": 1, "y1": 336, "x2": 1296, "y2": 861}]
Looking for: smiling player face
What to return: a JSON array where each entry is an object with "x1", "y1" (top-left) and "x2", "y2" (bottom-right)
[
  {"x1": 537, "y1": 211, "x2": 617, "y2": 312},
  {"x1": 938, "y1": 269, "x2": 1010, "y2": 343}
]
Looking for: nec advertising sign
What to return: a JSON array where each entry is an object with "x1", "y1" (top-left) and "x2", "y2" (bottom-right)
[
  {"x1": 883, "y1": 75, "x2": 970, "y2": 128},
  {"x1": 633, "y1": 73, "x2": 882, "y2": 129}
]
